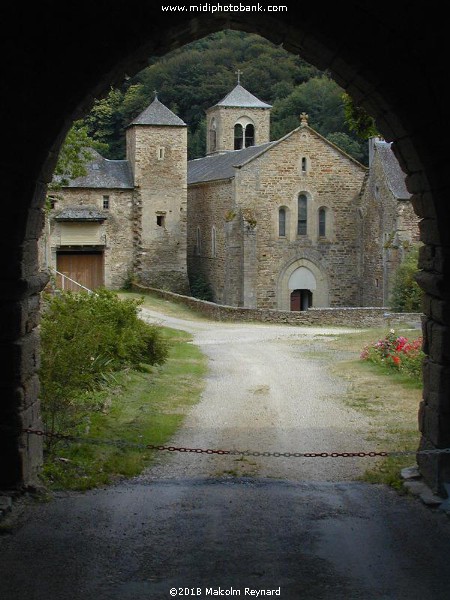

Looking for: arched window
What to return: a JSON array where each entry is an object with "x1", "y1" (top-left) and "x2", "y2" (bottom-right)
[
  {"x1": 209, "y1": 118, "x2": 217, "y2": 153},
  {"x1": 234, "y1": 124, "x2": 244, "y2": 150},
  {"x1": 196, "y1": 226, "x2": 202, "y2": 255},
  {"x1": 211, "y1": 226, "x2": 216, "y2": 257},
  {"x1": 245, "y1": 124, "x2": 255, "y2": 147},
  {"x1": 301, "y1": 157, "x2": 307, "y2": 174},
  {"x1": 318, "y1": 207, "x2": 326, "y2": 237},
  {"x1": 297, "y1": 194, "x2": 307, "y2": 235},
  {"x1": 279, "y1": 207, "x2": 286, "y2": 237}
]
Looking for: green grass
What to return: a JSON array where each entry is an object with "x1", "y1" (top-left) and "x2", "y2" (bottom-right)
[
  {"x1": 118, "y1": 289, "x2": 210, "y2": 321},
  {"x1": 328, "y1": 328, "x2": 422, "y2": 490},
  {"x1": 41, "y1": 327, "x2": 207, "y2": 490}
]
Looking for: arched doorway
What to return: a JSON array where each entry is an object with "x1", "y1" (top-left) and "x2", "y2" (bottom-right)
[
  {"x1": 2, "y1": 6, "x2": 450, "y2": 493},
  {"x1": 288, "y1": 266, "x2": 316, "y2": 311},
  {"x1": 290, "y1": 289, "x2": 313, "y2": 311}
]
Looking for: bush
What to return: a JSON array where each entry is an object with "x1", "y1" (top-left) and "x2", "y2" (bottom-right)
[
  {"x1": 40, "y1": 289, "x2": 168, "y2": 436},
  {"x1": 389, "y1": 245, "x2": 423, "y2": 313},
  {"x1": 360, "y1": 329, "x2": 424, "y2": 382},
  {"x1": 189, "y1": 272, "x2": 214, "y2": 301}
]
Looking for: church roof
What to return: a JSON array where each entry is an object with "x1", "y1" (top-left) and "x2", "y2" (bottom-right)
[
  {"x1": 188, "y1": 143, "x2": 275, "y2": 184},
  {"x1": 375, "y1": 141, "x2": 411, "y2": 200},
  {"x1": 129, "y1": 96, "x2": 187, "y2": 127},
  {"x1": 212, "y1": 84, "x2": 272, "y2": 109},
  {"x1": 63, "y1": 150, "x2": 134, "y2": 189}
]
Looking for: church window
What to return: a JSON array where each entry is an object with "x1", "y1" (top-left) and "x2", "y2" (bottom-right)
[
  {"x1": 301, "y1": 157, "x2": 308, "y2": 174},
  {"x1": 156, "y1": 213, "x2": 165, "y2": 227},
  {"x1": 279, "y1": 207, "x2": 286, "y2": 237},
  {"x1": 211, "y1": 226, "x2": 216, "y2": 257},
  {"x1": 245, "y1": 124, "x2": 255, "y2": 147},
  {"x1": 318, "y1": 207, "x2": 326, "y2": 237},
  {"x1": 103, "y1": 195, "x2": 110, "y2": 209},
  {"x1": 196, "y1": 226, "x2": 202, "y2": 255},
  {"x1": 209, "y1": 118, "x2": 217, "y2": 152},
  {"x1": 234, "y1": 124, "x2": 244, "y2": 150},
  {"x1": 157, "y1": 147, "x2": 165, "y2": 160},
  {"x1": 297, "y1": 194, "x2": 308, "y2": 235}
]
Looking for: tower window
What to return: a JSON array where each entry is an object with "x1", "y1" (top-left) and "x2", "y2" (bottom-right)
[
  {"x1": 297, "y1": 194, "x2": 307, "y2": 235},
  {"x1": 103, "y1": 195, "x2": 110, "y2": 209},
  {"x1": 245, "y1": 124, "x2": 255, "y2": 147},
  {"x1": 156, "y1": 214, "x2": 165, "y2": 227},
  {"x1": 209, "y1": 118, "x2": 217, "y2": 153},
  {"x1": 318, "y1": 207, "x2": 326, "y2": 237},
  {"x1": 279, "y1": 207, "x2": 286, "y2": 237},
  {"x1": 234, "y1": 124, "x2": 244, "y2": 150},
  {"x1": 157, "y1": 147, "x2": 165, "y2": 160},
  {"x1": 211, "y1": 226, "x2": 216, "y2": 257}
]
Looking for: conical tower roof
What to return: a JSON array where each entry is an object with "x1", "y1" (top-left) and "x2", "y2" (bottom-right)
[
  {"x1": 128, "y1": 95, "x2": 186, "y2": 127},
  {"x1": 213, "y1": 84, "x2": 272, "y2": 109}
]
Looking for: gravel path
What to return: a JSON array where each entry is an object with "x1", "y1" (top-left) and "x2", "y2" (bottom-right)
[{"x1": 139, "y1": 309, "x2": 376, "y2": 482}]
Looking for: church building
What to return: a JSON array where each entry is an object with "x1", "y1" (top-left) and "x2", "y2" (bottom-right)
[{"x1": 45, "y1": 83, "x2": 419, "y2": 310}]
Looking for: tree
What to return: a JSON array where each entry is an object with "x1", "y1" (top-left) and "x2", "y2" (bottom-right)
[
  {"x1": 389, "y1": 245, "x2": 423, "y2": 313},
  {"x1": 342, "y1": 92, "x2": 379, "y2": 139}
]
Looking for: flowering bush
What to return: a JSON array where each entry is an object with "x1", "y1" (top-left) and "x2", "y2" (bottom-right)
[{"x1": 360, "y1": 330, "x2": 424, "y2": 382}]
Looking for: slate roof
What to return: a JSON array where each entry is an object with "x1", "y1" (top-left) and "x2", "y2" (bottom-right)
[
  {"x1": 188, "y1": 143, "x2": 275, "y2": 184},
  {"x1": 65, "y1": 150, "x2": 134, "y2": 189},
  {"x1": 129, "y1": 96, "x2": 187, "y2": 127},
  {"x1": 54, "y1": 206, "x2": 107, "y2": 221},
  {"x1": 212, "y1": 84, "x2": 272, "y2": 109},
  {"x1": 376, "y1": 141, "x2": 411, "y2": 200}
]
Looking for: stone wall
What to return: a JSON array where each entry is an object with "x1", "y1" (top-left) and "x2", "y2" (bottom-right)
[
  {"x1": 130, "y1": 124, "x2": 189, "y2": 293},
  {"x1": 47, "y1": 188, "x2": 135, "y2": 289},
  {"x1": 235, "y1": 125, "x2": 367, "y2": 309},
  {"x1": 132, "y1": 283, "x2": 421, "y2": 328},
  {"x1": 206, "y1": 105, "x2": 271, "y2": 154}
]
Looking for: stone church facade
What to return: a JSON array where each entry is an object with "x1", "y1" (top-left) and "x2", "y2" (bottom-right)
[{"x1": 45, "y1": 84, "x2": 419, "y2": 310}]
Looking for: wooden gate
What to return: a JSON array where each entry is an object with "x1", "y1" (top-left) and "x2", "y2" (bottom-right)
[{"x1": 56, "y1": 252, "x2": 104, "y2": 291}]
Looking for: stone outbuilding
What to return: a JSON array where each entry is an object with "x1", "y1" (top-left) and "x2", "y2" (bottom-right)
[{"x1": 46, "y1": 95, "x2": 189, "y2": 293}]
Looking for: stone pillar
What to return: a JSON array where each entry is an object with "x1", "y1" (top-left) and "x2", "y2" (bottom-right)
[
  {"x1": 415, "y1": 211, "x2": 450, "y2": 494},
  {"x1": 0, "y1": 176, "x2": 47, "y2": 489}
]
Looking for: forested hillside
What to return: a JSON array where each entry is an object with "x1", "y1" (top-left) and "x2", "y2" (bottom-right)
[{"x1": 83, "y1": 30, "x2": 372, "y2": 163}]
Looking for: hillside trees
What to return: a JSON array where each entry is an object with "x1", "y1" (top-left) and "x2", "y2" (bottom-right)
[{"x1": 83, "y1": 30, "x2": 370, "y2": 162}]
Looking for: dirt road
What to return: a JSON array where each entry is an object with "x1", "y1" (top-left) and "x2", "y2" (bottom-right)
[
  {"x1": 2, "y1": 311, "x2": 450, "y2": 600},
  {"x1": 138, "y1": 308, "x2": 375, "y2": 481}
]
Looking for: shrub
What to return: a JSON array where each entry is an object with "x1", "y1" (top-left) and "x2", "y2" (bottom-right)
[
  {"x1": 360, "y1": 329, "x2": 424, "y2": 383},
  {"x1": 40, "y1": 289, "x2": 168, "y2": 437},
  {"x1": 189, "y1": 273, "x2": 214, "y2": 301},
  {"x1": 389, "y1": 245, "x2": 423, "y2": 313}
]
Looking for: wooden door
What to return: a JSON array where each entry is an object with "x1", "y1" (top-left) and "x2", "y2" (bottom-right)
[
  {"x1": 290, "y1": 289, "x2": 301, "y2": 311},
  {"x1": 56, "y1": 252, "x2": 104, "y2": 291}
]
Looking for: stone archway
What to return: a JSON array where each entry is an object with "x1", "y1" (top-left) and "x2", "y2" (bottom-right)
[
  {"x1": 278, "y1": 258, "x2": 329, "y2": 310},
  {"x1": 2, "y1": 4, "x2": 449, "y2": 493}
]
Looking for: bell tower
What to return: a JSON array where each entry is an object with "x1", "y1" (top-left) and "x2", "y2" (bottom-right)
[{"x1": 206, "y1": 75, "x2": 272, "y2": 155}]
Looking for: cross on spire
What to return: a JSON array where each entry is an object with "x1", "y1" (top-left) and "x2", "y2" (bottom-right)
[
  {"x1": 154, "y1": 90, "x2": 158, "y2": 100},
  {"x1": 235, "y1": 69, "x2": 243, "y2": 85}
]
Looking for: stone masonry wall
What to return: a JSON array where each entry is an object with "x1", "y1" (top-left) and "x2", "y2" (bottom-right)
[
  {"x1": 187, "y1": 180, "x2": 243, "y2": 304},
  {"x1": 47, "y1": 188, "x2": 135, "y2": 289},
  {"x1": 132, "y1": 283, "x2": 422, "y2": 328},
  {"x1": 131, "y1": 125, "x2": 189, "y2": 293},
  {"x1": 206, "y1": 105, "x2": 271, "y2": 154},
  {"x1": 235, "y1": 125, "x2": 367, "y2": 309}
]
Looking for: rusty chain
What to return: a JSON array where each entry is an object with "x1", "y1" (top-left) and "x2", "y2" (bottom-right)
[{"x1": 21, "y1": 428, "x2": 450, "y2": 457}]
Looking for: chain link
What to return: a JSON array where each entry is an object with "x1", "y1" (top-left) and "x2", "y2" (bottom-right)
[{"x1": 21, "y1": 428, "x2": 450, "y2": 457}]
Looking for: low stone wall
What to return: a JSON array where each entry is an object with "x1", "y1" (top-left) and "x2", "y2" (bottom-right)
[{"x1": 131, "y1": 283, "x2": 422, "y2": 329}]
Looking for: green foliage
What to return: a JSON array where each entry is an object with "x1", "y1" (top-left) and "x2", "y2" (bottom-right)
[
  {"x1": 50, "y1": 121, "x2": 108, "y2": 190},
  {"x1": 342, "y1": 92, "x2": 379, "y2": 140},
  {"x1": 189, "y1": 273, "x2": 214, "y2": 301},
  {"x1": 389, "y1": 245, "x2": 423, "y2": 313},
  {"x1": 40, "y1": 289, "x2": 168, "y2": 437}
]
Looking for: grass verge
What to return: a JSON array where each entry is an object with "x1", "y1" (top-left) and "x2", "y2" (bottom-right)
[
  {"x1": 328, "y1": 327, "x2": 422, "y2": 491},
  {"x1": 118, "y1": 289, "x2": 209, "y2": 321},
  {"x1": 40, "y1": 327, "x2": 207, "y2": 491}
]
